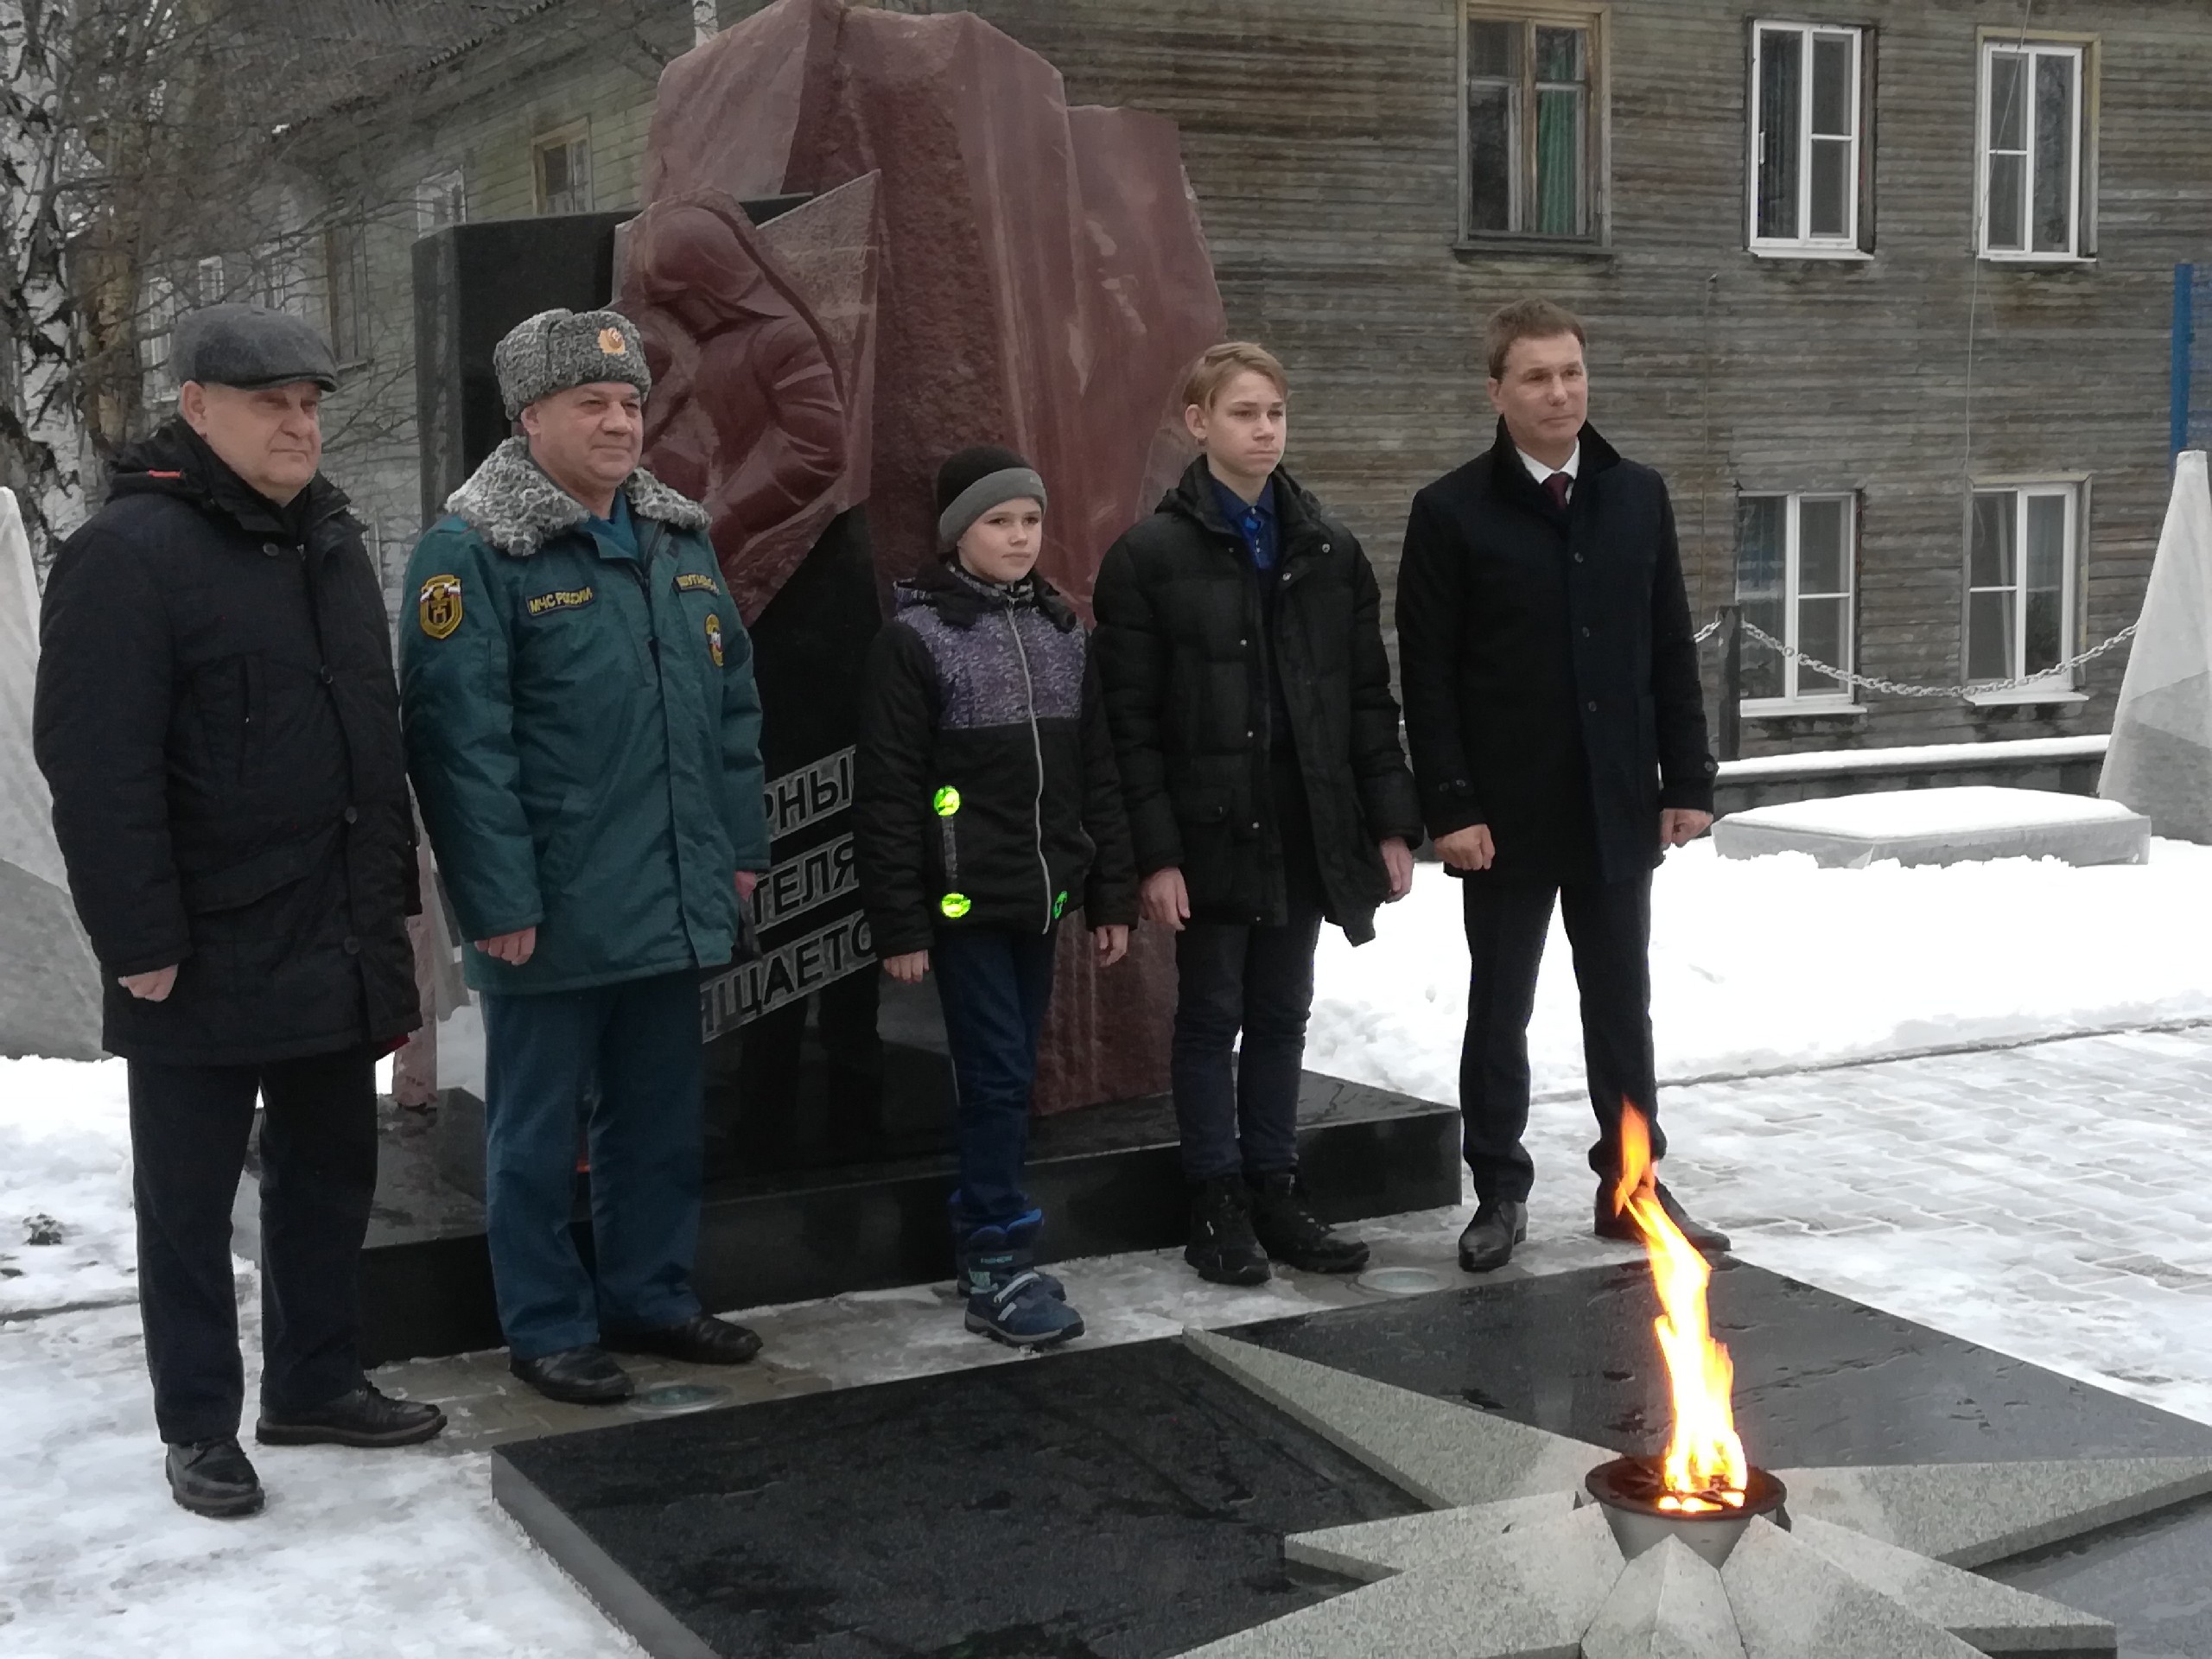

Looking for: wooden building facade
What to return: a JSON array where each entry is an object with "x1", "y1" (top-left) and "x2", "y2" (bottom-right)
[{"x1": 277, "y1": 0, "x2": 2212, "y2": 755}]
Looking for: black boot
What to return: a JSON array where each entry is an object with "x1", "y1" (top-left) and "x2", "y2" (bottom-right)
[
  {"x1": 511, "y1": 1344, "x2": 635, "y2": 1405},
  {"x1": 604, "y1": 1313, "x2": 762, "y2": 1365},
  {"x1": 1458, "y1": 1200, "x2": 1528, "y2": 1273},
  {"x1": 257, "y1": 1382, "x2": 447, "y2": 1448},
  {"x1": 1595, "y1": 1180, "x2": 1731, "y2": 1253},
  {"x1": 1185, "y1": 1176, "x2": 1271, "y2": 1287},
  {"x1": 1248, "y1": 1173, "x2": 1370, "y2": 1274},
  {"x1": 165, "y1": 1436, "x2": 264, "y2": 1518}
]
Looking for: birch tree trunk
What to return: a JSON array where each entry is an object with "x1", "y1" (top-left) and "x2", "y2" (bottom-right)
[{"x1": 0, "y1": 0, "x2": 92, "y2": 573}]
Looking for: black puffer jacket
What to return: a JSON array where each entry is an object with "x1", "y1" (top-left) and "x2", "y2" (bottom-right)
[
  {"x1": 854, "y1": 563, "x2": 1136, "y2": 957},
  {"x1": 33, "y1": 421, "x2": 420, "y2": 1065},
  {"x1": 1092, "y1": 458, "x2": 1424, "y2": 944}
]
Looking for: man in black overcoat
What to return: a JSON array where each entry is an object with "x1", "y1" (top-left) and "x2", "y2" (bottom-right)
[
  {"x1": 34, "y1": 305, "x2": 445, "y2": 1519},
  {"x1": 1395, "y1": 299, "x2": 1730, "y2": 1274}
]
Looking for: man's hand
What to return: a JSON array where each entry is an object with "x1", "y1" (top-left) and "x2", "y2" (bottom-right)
[
  {"x1": 883, "y1": 950, "x2": 930, "y2": 985},
  {"x1": 1661, "y1": 809, "x2": 1714, "y2": 848},
  {"x1": 119, "y1": 964, "x2": 178, "y2": 1002},
  {"x1": 475, "y1": 927, "x2": 537, "y2": 966},
  {"x1": 1094, "y1": 924, "x2": 1130, "y2": 968},
  {"x1": 1433, "y1": 825, "x2": 1496, "y2": 873},
  {"x1": 1379, "y1": 837, "x2": 1415, "y2": 901},
  {"x1": 1140, "y1": 868, "x2": 1191, "y2": 931},
  {"x1": 735, "y1": 870, "x2": 760, "y2": 901}
]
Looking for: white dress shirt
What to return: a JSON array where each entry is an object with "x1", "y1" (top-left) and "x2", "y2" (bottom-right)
[{"x1": 1516, "y1": 442, "x2": 1581, "y2": 500}]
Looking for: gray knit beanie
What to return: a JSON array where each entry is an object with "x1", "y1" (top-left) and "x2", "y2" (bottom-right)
[
  {"x1": 493, "y1": 308, "x2": 652, "y2": 419},
  {"x1": 934, "y1": 444, "x2": 1047, "y2": 554}
]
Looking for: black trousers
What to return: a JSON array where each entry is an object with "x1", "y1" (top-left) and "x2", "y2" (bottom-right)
[
  {"x1": 1459, "y1": 872, "x2": 1664, "y2": 1205},
  {"x1": 1172, "y1": 896, "x2": 1326, "y2": 1184},
  {"x1": 127, "y1": 1046, "x2": 378, "y2": 1444}
]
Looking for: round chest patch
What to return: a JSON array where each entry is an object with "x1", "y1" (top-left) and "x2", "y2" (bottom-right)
[{"x1": 704, "y1": 612, "x2": 725, "y2": 668}]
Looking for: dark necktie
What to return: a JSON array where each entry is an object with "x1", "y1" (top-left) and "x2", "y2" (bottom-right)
[{"x1": 1543, "y1": 471, "x2": 1573, "y2": 512}]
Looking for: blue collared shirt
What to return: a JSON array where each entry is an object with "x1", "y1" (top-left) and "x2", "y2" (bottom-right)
[
  {"x1": 586, "y1": 489, "x2": 639, "y2": 560},
  {"x1": 1212, "y1": 474, "x2": 1279, "y2": 573}
]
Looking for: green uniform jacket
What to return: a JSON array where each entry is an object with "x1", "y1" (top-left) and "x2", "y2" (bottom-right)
[{"x1": 400, "y1": 439, "x2": 770, "y2": 995}]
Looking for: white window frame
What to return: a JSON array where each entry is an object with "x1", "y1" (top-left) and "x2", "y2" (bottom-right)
[
  {"x1": 1964, "y1": 480, "x2": 2082, "y2": 701},
  {"x1": 1975, "y1": 39, "x2": 2086, "y2": 262},
  {"x1": 1458, "y1": 5, "x2": 1607, "y2": 245},
  {"x1": 1737, "y1": 491, "x2": 1858, "y2": 712},
  {"x1": 416, "y1": 168, "x2": 467, "y2": 236},
  {"x1": 532, "y1": 122, "x2": 594, "y2": 217},
  {"x1": 139, "y1": 273, "x2": 179, "y2": 407},
  {"x1": 1747, "y1": 22, "x2": 1865, "y2": 257}
]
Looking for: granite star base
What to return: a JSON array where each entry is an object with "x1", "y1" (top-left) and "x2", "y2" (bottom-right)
[
  {"x1": 489, "y1": 1263, "x2": 2212, "y2": 1659},
  {"x1": 359, "y1": 1071, "x2": 1459, "y2": 1363}
]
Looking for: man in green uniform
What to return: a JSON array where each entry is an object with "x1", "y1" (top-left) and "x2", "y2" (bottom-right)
[{"x1": 401, "y1": 308, "x2": 771, "y2": 1404}]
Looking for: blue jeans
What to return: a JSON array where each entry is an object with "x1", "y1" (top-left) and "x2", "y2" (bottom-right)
[
  {"x1": 932, "y1": 928, "x2": 1058, "y2": 1232},
  {"x1": 1171, "y1": 899, "x2": 1325, "y2": 1182},
  {"x1": 481, "y1": 970, "x2": 704, "y2": 1358}
]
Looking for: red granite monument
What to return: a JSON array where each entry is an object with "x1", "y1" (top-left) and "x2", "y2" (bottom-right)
[{"x1": 632, "y1": 0, "x2": 1226, "y2": 1111}]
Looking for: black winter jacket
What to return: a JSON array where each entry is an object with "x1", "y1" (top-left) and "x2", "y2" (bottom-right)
[
  {"x1": 33, "y1": 422, "x2": 420, "y2": 1064},
  {"x1": 1395, "y1": 420, "x2": 1717, "y2": 886},
  {"x1": 1092, "y1": 459, "x2": 1424, "y2": 944},
  {"x1": 854, "y1": 563, "x2": 1137, "y2": 957}
]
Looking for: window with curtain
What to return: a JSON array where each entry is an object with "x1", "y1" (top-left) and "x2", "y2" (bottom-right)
[
  {"x1": 1979, "y1": 41, "x2": 2086, "y2": 258},
  {"x1": 1464, "y1": 9, "x2": 1598, "y2": 240},
  {"x1": 1737, "y1": 493, "x2": 1857, "y2": 707},
  {"x1": 533, "y1": 124, "x2": 594, "y2": 217},
  {"x1": 1967, "y1": 486, "x2": 2077, "y2": 685},
  {"x1": 1751, "y1": 22, "x2": 1865, "y2": 252}
]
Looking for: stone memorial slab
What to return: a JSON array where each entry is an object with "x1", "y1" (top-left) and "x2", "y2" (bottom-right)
[
  {"x1": 2102, "y1": 449, "x2": 2212, "y2": 840},
  {"x1": 1713, "y1": 787, "x2": 2150, "y2": 869},
  {"x1": 1580, "y1": 1536, "x2": 1746, "y2": 1659},
  {"x1": 491, "y1": 1264, "x2": 2212, "y2": 1658}
]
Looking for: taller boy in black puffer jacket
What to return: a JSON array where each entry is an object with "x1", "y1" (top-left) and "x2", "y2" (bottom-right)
[{"x1": 855, "y1": 446, "x2": 1137, "y2": 1348}]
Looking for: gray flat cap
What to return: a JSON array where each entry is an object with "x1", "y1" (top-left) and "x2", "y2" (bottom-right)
[
  {"x1": 173, "y1": 302, "x2": 340, "y2": 391},
  {"x1": 493, "y1": 308, "x2": 652, "y2": 419}
]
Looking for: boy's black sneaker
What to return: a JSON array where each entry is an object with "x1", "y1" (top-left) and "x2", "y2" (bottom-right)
[
  {"x1": 1185, "y1": 1176, "x2": 1271, "y2": 1286},
  {"x1": 1248, "y1": 1172, "x2": 1370, "y2": 1274},
  {"x1": 166, "y1": 1436, "x2": 264, "y2": 1519}
]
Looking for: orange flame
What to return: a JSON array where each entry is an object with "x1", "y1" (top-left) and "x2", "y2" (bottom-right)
[{"x1": 1611, "y1": 1103, "x2": 1747, "y2": 1511}]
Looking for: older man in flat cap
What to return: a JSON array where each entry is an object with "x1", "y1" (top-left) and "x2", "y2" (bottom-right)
[
  {"x1": 401, "y1": 308, "x2": 772, "y2": 1405},
  {"x1": 34, "y1": 303, "x2": 446, "y2": 1519}
]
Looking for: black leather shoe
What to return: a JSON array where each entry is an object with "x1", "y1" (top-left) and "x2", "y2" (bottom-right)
[
  {"x1": 257, "y1": 1381, "x2": 447, "y2": 1448},
  {"x1": 603, "y1": 1313, "x2": 763, "y2": 1366},
  {"x1": 1458, "y1": 1201, "x2": 1528, "y2": 1274},
  {"x1": 1595, "y1": 1180, "x2": 1732, "y2": 1253},
  {"x1": 1248, "y1": 1173, "x2": 1370, "y2": 1274},
  {"x1": 511, "y1": 1344, "x2": 635, "y2": 1404},
  {"x1": 165, "y1": 1437, "x2": 264, "y2": 1518},
  {"x1": 1185, "y1": 1175, "x2": 1271, "y2": 1287}
]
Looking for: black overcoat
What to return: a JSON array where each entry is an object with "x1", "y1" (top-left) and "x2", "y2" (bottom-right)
[
  {"x1": 33, "y1": 422, "x2": 420, "y2": 1065},
  {"x1": 1092, "y1": 458, "x2": 1423, "y2": 944},
  {"x1": 1395, "y1": 421, "x2": 1716, "y2": 886}
]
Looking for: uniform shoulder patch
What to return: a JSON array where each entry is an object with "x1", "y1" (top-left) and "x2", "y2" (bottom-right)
[
  {"x1": 675, "y1": 571, "x2": 721, "y2": 594},
  {"x1": 704, "y1": 611, "x2": 726, "y2": 668},
  {"x1": 417, "y1": 573, "x2": 464, "y2": 639},
  {"x1": 524, "y1": 586, "x2": 596, "y2": 618}
]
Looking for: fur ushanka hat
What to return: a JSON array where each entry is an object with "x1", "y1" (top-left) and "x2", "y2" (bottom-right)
[{"x1": 493, "y1": 308, "x2": 652, "y2": 419}]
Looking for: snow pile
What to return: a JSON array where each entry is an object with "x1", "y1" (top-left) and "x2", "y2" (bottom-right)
[
  {"x1": 1727, "y1": 785, "x2": 2139, "y2": 837},
  {"x1": 1307, "y1": 839, "x2": 2212, "y2": 1104},
  {"x1": 0, "y1": 1058, "x2": 137, "y2": 1319}
]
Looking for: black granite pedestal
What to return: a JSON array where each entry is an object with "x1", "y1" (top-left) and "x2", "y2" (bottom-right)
[
  {"x1": 359, "y1": 1071, "x2": 1460, "y2": 1363},
  {"x1": 491, "y1": 1262, "x2": 2212, "y2": 1659}
]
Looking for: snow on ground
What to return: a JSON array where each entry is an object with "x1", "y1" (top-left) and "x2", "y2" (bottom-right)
[
  {"x1": 8, "y1": 839, "x2": 2212, "y2": 1654},
  {"x1": 1308, "y1": 837, "x2": 2212, "y2": 1103}
]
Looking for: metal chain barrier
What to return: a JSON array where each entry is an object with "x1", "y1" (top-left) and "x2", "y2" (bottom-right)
[
  {"x1": 1691, "y1": 616, "x2": 1725, "y2": 645},
  {"x1": 1700, "y1": 615, "x2": 2136, "y2": 699}
]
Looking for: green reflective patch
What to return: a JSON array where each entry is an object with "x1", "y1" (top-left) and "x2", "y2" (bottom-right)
[
  {"x1": 933, "y1": 786, "x2": 962, "y2": 817},
  {"x1": 1053, "y1": 890, "x2": 1069, "y2": 918},
  {"x1": 940, "y1": 893, "x2": 971, "y2": 918}
]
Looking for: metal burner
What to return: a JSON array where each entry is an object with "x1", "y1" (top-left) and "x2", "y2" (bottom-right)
[{"x1": 1583, "y1": 1457, "x2": 1789, "y2": 1569}]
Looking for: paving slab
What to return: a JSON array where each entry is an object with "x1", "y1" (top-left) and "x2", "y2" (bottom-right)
[
  {"x1": 1180, "y1": 1325, "x2": 1612, "y2": 1508},
  {"x1": 1721, "y1": 1519, "x2": 1982, "y2": 1659},
  {"x1": 1787, "y1": 1514, "x2": 2116, "y2": 1653},
  {"x1": 1773, "y1": 1457, "x2": 2212, "y2": 1568},
  {"x1": 1580, "y1": 1535, "x2": 1745, "y2": 1659}
]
